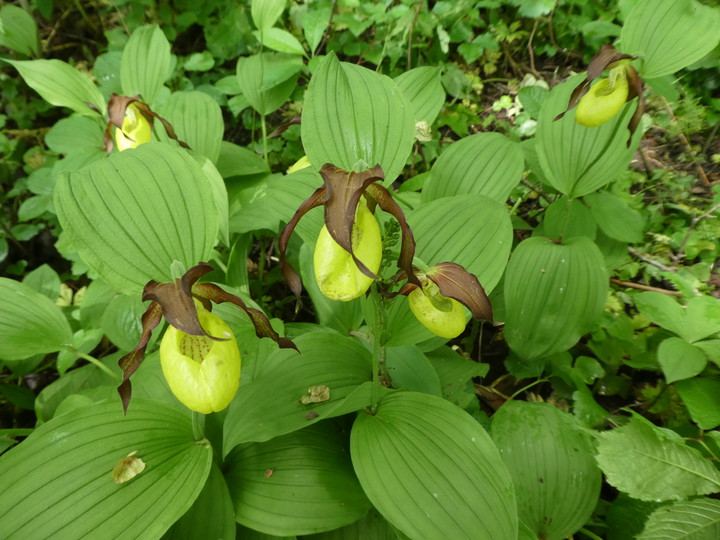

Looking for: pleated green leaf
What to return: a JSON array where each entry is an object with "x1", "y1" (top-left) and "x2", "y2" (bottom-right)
[
  {"x1": 504, "y1": 236, "x2": 608, "y2": 361},
  {"x1": 54, "y1": 142, "x2": 219, "y2": 295},
  {"x1": 160, "y1": 91, "x2": 224, "y2": 163},
  {"x1": 535, "y1": 76, "x2": 640, "y2": 197},
  {"x1": 236, "y1": 53, "x2": 302, "y2": 116},
  {"x1": 254, "y1": 28, "x2": 306, "y2": 56},
  {"x1": 0, "y1": 400, "x2": 212, "y2": 539},
  {"x1": 6, "y1": 59, "x2": 106, "y2": 116},
  {"x1": 121, "y1": 25, "x2": 172, "y2": 105},
  {"x1": 596, "y1": 416, "x2": 720, "y2": 501},
  {"x1": 0, "y1": 278, "x2": 73, "y2": 362},
  {"x1": 620, "y1": 0, "x2": 720, "y2": 79},
  {"x1": 0, "y1": 5, "x2": 39, "y2": 56},
  {"x1": 408, "y1": 194, "x2": 513, "y2": 294},
  {"x1": 422, "y1": 133, "x2": 524, "y2": 203},
  {"x1": 584, "y1": 191, "x2": 644, "y2": 243},
  {"x1": 223, "y1": 331, "x2": 371, "y2": 453},
  {"x1": 351, "y1": 392, "x2": 517, "y2": 540},
  {"x1": 491, "y1": 401, "x2": 601, "y2": 540},
  {"x1": 45, "y1": 115, "x2": 105, "y2": 156},
  {"x1": 216, "y1": 141, "x2": 269, "y2": 178},
  {"x1": 251, "y1": 0, "x2": 286, "y2": 30},
  {"x1": 165, "y1": 463, "x2": 236, "y2": 540},
  {"x1": 543, "y1": 196, "x2": 597, "y2": 241},
  {"x1": 386, "y1": 345, "x2": 442, "y2": 396},
  {"x1": 395, "y1": 66, "x2": 445, "y2": 126},
  {"x1": 302, "y1": 52, "x2": 415, "y2": 184},
  {"x1": 225, "y1": 422, "x2": 371, "y2": 536},
  {"x1": 637, "y1": 498, "x2": 720, "y2": 540},
  {"x1": 304, "y1": 508, "x2": 399, "y2": 540}
]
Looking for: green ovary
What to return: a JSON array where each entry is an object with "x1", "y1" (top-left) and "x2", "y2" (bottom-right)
[
  {"x1": 160, "y1": 307, "x2": 241, "y2": 414},
  {"x1": 313, "y1": 201, "x2": 382, "y2": 301}
]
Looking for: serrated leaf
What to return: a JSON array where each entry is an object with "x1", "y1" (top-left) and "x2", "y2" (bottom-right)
[
  {"x1": 121, "y1": 25, "x2": 171, "y2": 105},
  {"x1": 491, "y1": 401, "x2": 601, "y2": 540},
  {"x1": 351, "y1": 392, "x2": 517, "y2": 540},
  {"x1": 54, "y1": 142, "x2": 219, "y2": 295},
  {"x1": 585, "y1": 191, "x2": 644, "y2": 243},
  {"x1": 6, "y1": 59, "x2": 106, "y2": 116},
  {"x1": 504, "y1": 236, "x2": 608, "y2": 361},
  {"x1": 226, "y1": 422, "x2": 370, "y2": 536},
  {"x1": 620, "y1": 0, "x2": 720, "y2": 79},
  {"x1": 301, "y1": 52, "x2": 415, "y2": 185},
  {"x1": 0, "y1": 5, "x2": 39, "y2": 56},
  {"x1": 675, "y1": 377, "x2": 720, "y2": 430},
  {"x1": 408, "y1": 194, "x2": 513, "y2": 294},
  {"x1": 159, "y1": 91, "x2": 224, "y2": 163},
  {"x1": 222, "y1": 331, "x2": 371, "y2": 453},
  {"x1": 596, "y1": 416, "x2": 720, "y2": 501},
  {"x1": 536, "y1": 75, "x2": 640, "y2": 197},
  {"x1": 637, "y1": 498, "x2": 720, "y2": 540},
  {"x1": 0, "y1": 400, "x2": 212, "y2": 538},
  {"x1": 658, "y1": 337, "x2": 707, "y2": 384},
  {"x1": 254, "y1": 28, "x2": 306, "y2": 55},
  {"x1": 395, "y1": 66, "x2": 445, "y2": 126},
  {"x1": 0, "y1": 278, "x2": 73, "y2": 362},
  {"x1": 422, "y1": 133, "x2": 524, "y2": 203}
]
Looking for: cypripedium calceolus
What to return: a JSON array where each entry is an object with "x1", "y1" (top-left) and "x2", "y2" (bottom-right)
[
  {"x1": 555, "y1": 45, "x2": 644, "y2": 144},
  {"x1": 401, "y1": 262, "x2": 493, "y2": 339},
  {"x1": 103, "y1": 94, "x2": 189, "y2": 154},
  {"x1": 279, "y1": 163, "x2": 419, "y2": 301},
  {"x1": 117, "y1": 263, "x2": 296, "y2": 413}
]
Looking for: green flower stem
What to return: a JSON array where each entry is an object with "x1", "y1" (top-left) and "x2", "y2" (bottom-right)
[
  {"x1": 369, "y1": 283, "x2": 387, "y2": 413},
  {"x1": 67, "y1": 349, "x2": 120, "y2": 382},
  {"x1": 192, "y1": 411, "x2": 205, "y2": 441},
  {"x1": 578, "y1": 528, "x2": 604, "y2": 540}
]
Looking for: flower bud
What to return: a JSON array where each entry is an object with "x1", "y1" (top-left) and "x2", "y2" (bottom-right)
[
  {"x1": 313, "y1": 200, "x2": 382, "y2": 301},
  {"x1": 408, "y1": 281, "x2": 467, "y2": 339},
  {"x1": 575, "y1": 67, "x2": 629, "y2": 128},
  {"x1": 159, "y1": 306, "x2": 241, "y2": 414},
  {"x1": 114, "y1": 102, "x2": 153, "y2": 151}
]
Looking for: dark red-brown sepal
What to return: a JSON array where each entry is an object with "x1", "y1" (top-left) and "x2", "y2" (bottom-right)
[{"x1": 426, "y1": 262, "x2": 493, "y2": 321}]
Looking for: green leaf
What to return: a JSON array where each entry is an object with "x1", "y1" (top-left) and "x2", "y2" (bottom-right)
[
  {"x1": 216, "y1": 141, "x2": 269, "y2": 177},
  {"x1": 507, "y1": 0, "x2": 556, "y2": 18},
  {"x1": 536, "y1": 75, "x2": 639, "y2": 197},
  {"x1": 584, "y1": 191, "x2": 644, "y2": 243},
  {"x1": 301, "y1": 52, "x2": 415, "y2": 184},
  {"x1": 386, "y1": 345, "x2": 442, "y2": 396},
  {"x1": 658, "y1": 337, "x2": 707, "y2": 384},
  {"x1": 196, "y1": 155, "x2": 230, "y2": 245},
  {"x1": 226, "y1": 422, "x2": 370, "y2": 536},
  {"x1": 5, "y1": 59, "x2": 106, "y2": 116},
  {"x1": 159, "y1": 91, "x2": 224, "y2": 163},
  {"x1": 395, "y1": 66, "x2": 446, "y2": 126},
  {"x1": 0, "y1": 5, "x2": 39, "y2": 56},
  {"x1": 637, "y1": 498, "x2": 720, "y2": 540},
  {"x1": 303, "y1": 508, "x2": 398, "y2": 539},
  {"x1": 45, "y1": 115, "x2": 105, "y2": 155},
  {"x1": 422, "y1": 133, "x2": 524, "y2": 203},
  {"x1": 0, "y1": 400, "x2": 212, "y2": 538},
  {"x1": 427, "y1": 346, "x2": 488, "y2": 410},
  {"x1": 606, "y1": 493, "x2": 660, "y2": 540},
  {"x1": 620, "y1": 0, "x2": 720, "y2": 79},
  {"x1": 542, "y1": 196, "x2": 597, "y2": 241},
  {"x1": 351, "y1": 392, "x2": 517, "y2": 540},
  {"x1": 595, "y1": 416, "x2": 720, "y2": 501},
  {"x1": 254, "y1": 28, "x2": 306, "y2": 56},
  {"x1": 101, "y1": 293, "x2": 146, "y2": 351},
  {"x1": 22, "y1": 263, "x2": 60, "y2": 300},
  {"x1": 504, "y1": 236, "x2": 608, "y2": 361},
  {"x1": 0, "y1": 278, "x2": 73, "y2": 362},
  {"x1": 222, "y1": 331, "x2": 371, "y2": 453},
  {"x1": 518, "y1": 85, "x2": 549, "y2": 118},
  {"x1": 491, "y1": 401, "x2": 601, "y2": 540},
  {"x1": 164, "y1": 463, "x2": 236, "y2": 540},
  {"x1": 121, "y1": 24, "x2": 172, "y2": 105},
  {"x1": 251, "y1": 0, "x2": 286, "y2": 30},
  {"x1": 236, "y1": 53, "x2": 302, "y2": 115},
  {"x1": 408, "y1": 194, "x2": 513, "y2": 294},
  {"x1": 302, "y1": 7, "x2": 331, "y2": 54},
  {"x1": 183, "y1": 51, "x2": 214, "y2": 72},
  {"x1": 676, "y1": 377, "x2": 720, "y2": 430},
  {"x1": 635, "y1": 293, "x2": 720, "y2": 343},
  {"x1": 18, "y1": 195, "x2": 52, "y2": 221},
  {"x1": 54, "y1": 142, "x2": 219, "y2": 295}
]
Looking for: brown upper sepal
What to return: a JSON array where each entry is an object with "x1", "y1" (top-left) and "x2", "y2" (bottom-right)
[{"x1": 426, "y1": 262, "x2": 493, "y2": 321}]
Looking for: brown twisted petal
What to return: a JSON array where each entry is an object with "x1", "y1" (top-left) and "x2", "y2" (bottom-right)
[{"x1": 426, "y1": 262, "x2": 493, "y2": 321}]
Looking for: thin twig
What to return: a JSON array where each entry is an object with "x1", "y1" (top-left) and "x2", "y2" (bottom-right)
[
  {"x1": 406, "y1": 1, "x2": 422, "y2": 69},
  {"x1": 315, "y1": 0, "x2": 338, "y2": 56},
  {"x1": 627, "y1": 247, "x2": 676, "y2": 273},
  {"x1": 526, "y1": 19, "x2": 540, "y2": 77},
  {"x1": 521, "y1": 178, "x2": 552, "y2": 203},
  {"x1": 610, "y1": 278, "x2": 680, "y2": 295}
]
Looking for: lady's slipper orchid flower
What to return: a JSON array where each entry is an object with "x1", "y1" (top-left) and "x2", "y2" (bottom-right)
[
  {"x1": 160, "y1": 304, "x2": 241, "y2": 414},
  {"x1": 402, "y1": 262, "x2": 493, "y2": 339},
  {"x1": 104, "y1": 94, "x2": 189, "y2": 154},
  {"x1": 117, "y1": 263, "x2": 296, "y2": 413},
  {"x1": 279, "y1": 163, "x2": 419, "y2": 301},
  {"x1": 555, "y1": 45, "x2": 644, "y2": 144}
]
